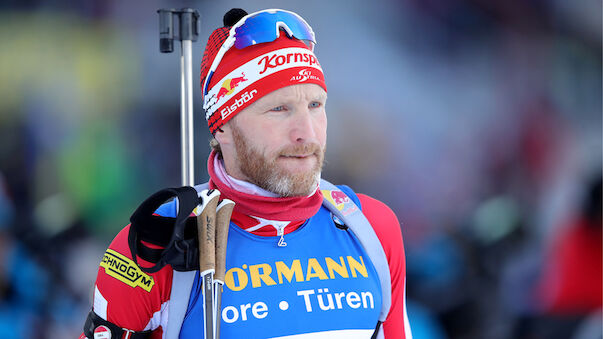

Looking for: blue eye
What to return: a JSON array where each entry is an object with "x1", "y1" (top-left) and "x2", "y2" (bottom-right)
[
  {"x1": 309, "y1": 102, "x2": 321, "y2": 108},
  {"x1": 270, "y1": 106, "x2": 285, "y2": 112}
]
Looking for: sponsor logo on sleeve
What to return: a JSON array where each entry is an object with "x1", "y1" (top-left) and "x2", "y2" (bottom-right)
[{"x1": 99, "y1": 249, "x2": 155, "y2": 292}]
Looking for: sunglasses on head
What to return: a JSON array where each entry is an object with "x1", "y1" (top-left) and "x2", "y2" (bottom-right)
[{"x1": 202, "y1": 9, "x2": 316, "y2": 98}]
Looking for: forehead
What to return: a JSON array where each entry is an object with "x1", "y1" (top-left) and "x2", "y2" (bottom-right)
[{"x1": 252, "y1": 84, "x2": 327, "y2": 107}]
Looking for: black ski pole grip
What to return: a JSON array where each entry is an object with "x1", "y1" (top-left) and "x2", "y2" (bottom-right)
[
  {"x1": 179, "y1": 8, "x2": 199, "y2": 42},
  {"x1": 158, "y1": 8, "x2": 175, "y2": 53}
]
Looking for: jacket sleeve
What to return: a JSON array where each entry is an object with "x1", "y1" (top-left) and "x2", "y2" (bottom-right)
[
  {"x1": 88, "y1": 225, "x2": 173, "y2": 338},
  {"x1": 358, "y1": 194, "x2": 412, "y2": 339}
]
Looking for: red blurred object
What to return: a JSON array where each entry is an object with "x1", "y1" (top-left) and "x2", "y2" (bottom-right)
[{"x1": 538, "y1": 216, "x2": 603, "y2": 314}]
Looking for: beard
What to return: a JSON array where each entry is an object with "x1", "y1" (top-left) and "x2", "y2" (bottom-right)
[{"x1": 231, "y1": 123, "x2": 325, "y2": 197}]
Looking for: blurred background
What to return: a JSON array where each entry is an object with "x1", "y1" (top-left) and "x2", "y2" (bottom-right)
[{"x1": 0, "y1": 0, "x2": 600, "y2": 338}]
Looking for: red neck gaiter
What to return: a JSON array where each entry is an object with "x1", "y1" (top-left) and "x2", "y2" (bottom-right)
[{"x1": 207, "y1": 151, "x2": 323, "y2": 223}]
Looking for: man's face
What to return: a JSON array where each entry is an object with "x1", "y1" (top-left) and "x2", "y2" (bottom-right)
[{"x1": 218, "y1": 84, "x2": 327, "y2": 197}]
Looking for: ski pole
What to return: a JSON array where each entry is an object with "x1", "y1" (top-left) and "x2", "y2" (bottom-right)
[
  {"x1": 197, "y1": 189, "x2": 221, "y2": 339},
  {"x1": 214, "y1": 199, "x2": 235, "y2": 338},
  {"x1": 157, "y1": 8, "x2": 199, "y2": 187}
]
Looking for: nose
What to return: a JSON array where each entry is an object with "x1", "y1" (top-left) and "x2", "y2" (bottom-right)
[{"x1": 290, "y1": 108, "x2": 317, "y2": 144}]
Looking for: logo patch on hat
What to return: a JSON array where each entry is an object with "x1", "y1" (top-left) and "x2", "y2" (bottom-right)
[
  {"x1": 290, "y1": 68, "x2": 321, "y2": 82},
  {"x1": 221, "y1": 89, "x2": 258, "y2": 120},
  {"x1": 217, "y1": 73, "x2": 248, "y2": 101}
]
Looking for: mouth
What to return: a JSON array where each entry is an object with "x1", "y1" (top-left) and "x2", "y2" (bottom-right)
[
  {"x1": 280, "y1": 154, "x2": 315, "y2": 159},
  {"x1": 278, "y1": 153, "x2": 318, "y2": 168}
]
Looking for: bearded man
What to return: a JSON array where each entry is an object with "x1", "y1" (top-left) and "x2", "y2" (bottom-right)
[{"x1": 81, "y1": 8, "x2": 412, "y2": 339}]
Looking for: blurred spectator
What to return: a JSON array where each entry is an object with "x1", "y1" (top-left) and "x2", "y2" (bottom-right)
[
  {"x1": 537, "y1": 174, "x2": 602, "y2": 314},
  {"x1": 0, "y1": 173, "x2": 45, "y2": 338}
]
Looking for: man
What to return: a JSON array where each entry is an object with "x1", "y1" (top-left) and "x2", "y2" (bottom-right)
[{"x1": 81, "y1": 8, "x2": 411, "y2": 339}]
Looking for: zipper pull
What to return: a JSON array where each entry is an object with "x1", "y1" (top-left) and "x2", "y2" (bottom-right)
[{"x1": 276, "y1": 225, "x2": 287, "y2": 247}]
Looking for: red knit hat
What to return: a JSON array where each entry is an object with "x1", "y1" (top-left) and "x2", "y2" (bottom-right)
[{"x1": 200, "y1": 9, "x2": 327, "y2": 134}]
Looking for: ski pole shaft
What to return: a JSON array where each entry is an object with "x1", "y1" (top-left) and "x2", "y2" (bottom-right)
[
  {"x1": 180, "y1": 38, "x2": 194, "y2": 186},
  {"x1": 157, "y1": 8, "x2": 199, "y2": 186}
]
